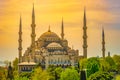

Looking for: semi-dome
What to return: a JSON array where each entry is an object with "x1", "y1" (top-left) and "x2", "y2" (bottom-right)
[{"x1": 47, "y1": 42, "x2": 62, "y2": 48}]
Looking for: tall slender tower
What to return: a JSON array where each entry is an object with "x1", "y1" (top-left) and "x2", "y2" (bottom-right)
[
  {"x1": 102, "y1": 28, "x2": 105, "y2": 58},
  {"x1": 83, "y1": 8, "x2": 88, "y2": 58},
  {"x1": 31, "y1": 4, "x2": 36, "y2": 60},
  {"x1": 61, "y1": 18, "x2": 64, "y2": 40},
  {"x1": 18, "y1": 15, "x2": 22, "y2": 63}
]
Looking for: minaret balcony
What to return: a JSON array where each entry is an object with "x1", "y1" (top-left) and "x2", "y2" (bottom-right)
[
  {"x1": 83, "y1": 36, "x2": 87, "y2": 39},
  {"x1": 31, "y1": 24, "x2": 36, "y2": 27},
  {"x1": 83, "y1": 27, "x2": 87, "y2": 29},
  {"x1": 83, "y1": 45, "x2": 88, "y2": 48}
]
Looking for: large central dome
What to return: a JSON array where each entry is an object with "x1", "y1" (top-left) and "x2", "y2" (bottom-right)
[{"x1": 39, "y1": 29, "x2": 60, "y2": 41}]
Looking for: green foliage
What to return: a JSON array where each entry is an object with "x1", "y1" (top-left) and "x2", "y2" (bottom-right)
[
  {"x1": 55, "y1": 67, "x2": 63, "y2": 79},
  {"x1": 60, "y1": 68, "x2": 79, "y2": 80},
  {"x1": 31, "y1": 67, "x2": 50, "y2": 80},
  {"x1": 19, "y1": 72, "x2": 31, "y2": 79},
  {"x1": 88, "y1": 71, "x2": 113, "y2": 80},
  {"x1": 86, "y1": 57, "x2": 100, "y2": 78},
  {"x1": 14, "y1": 76, "x2": 29, "y2": 80},
  {"x1": 116, "y1": 75, "x2": 120, "y2": 80},
  {"x1": 13, "y1": 70, "x2": 19, "y2": 79},
  {"x1": 13, "y1": 71, "x2": 30, "y2": 80},
  {"x1": 7, "y1": 63, "x2": 14, "y2": 80},
  {"x1": 113, "y1": 55, "x2": 120, "y2": 73},
  {"x1": 105, "y1": 57, "x2": 116, "y2": 71},
  {"x1": 13, "y1": 58, "x2": 18, "y2": 71},
  {"x1": 80, "y1": 58, "x2": 87, "y2": 70},
  {"x1": 46, "y1": 65, "x2": 57, "y2": 80},
  {"x1": 0, "y1": 67, "x2": 7, "y2": 80},
  {"x1": 99, "y1": 59, "x2": 110, "y2": 71}
]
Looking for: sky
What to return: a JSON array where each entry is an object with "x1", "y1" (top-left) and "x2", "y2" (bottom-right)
[{"x1": 0, "y1": 0, "x2": 120, "y2": 61}]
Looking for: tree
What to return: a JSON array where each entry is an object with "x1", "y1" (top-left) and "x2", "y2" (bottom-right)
[
  {"x1": 60, "y1": 68, "x2": 79, "y2": 80},
  {"x1": 99, "y1": 59, "x2": 110, "y2": 72},
  {"x1": 88, "y1": 71, "x2": 113, "y2": 80},
  {"x1": 86, "y1": 57, "x2": 100, "y2": 78},
  {"x1": 13, "y1": 58, "x2": 18, "y2": 71},
  {"x1": 20, "y1": 72, "x2": 31, "y2": 79},
  {"x1": 80, "y1": 58, "x2": 87, "y2": 70},
  {"x1": 31, "y1": 67, "x2": 50, "y2": 80},
  {"x1": 47, "y1": 65, "x2": 56, "y2": 80},
  {"x1": 116, "y1": 75, "x2": 120, "y2": 80},
  {"x1": 55, "y1": 67, "x2": 63, "y2": 79},
  {"x1": 113, "y1": 55, "x2": 120, "y2": 73},
  {"x1": 14, "y1": 76, "x2": 29, "y2": 80},
  {"x1": 105, "y1": 57, "x2": 116, "y2": 71},
  {"x1": 13, "y1": 70, "x2": 19, "y2": 79},
  {"x1": 0, "y1": 67, "x2": 7, "y2": 80},
  {"x1": 7, "y1": 62, "x2": 14, "y2": 80}
]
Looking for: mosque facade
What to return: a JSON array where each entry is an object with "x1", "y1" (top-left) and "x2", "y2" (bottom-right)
[{"x1": 18, "y1": 5, "x2": 87, "y2": 72}]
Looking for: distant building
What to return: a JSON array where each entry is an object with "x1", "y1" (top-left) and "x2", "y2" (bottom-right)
[
  {"x1": 108, "y1": 52, "x2": 111, "y2": 57},
  {"x1": 18, "y1": 5, "x2": 87, "y2": 72}
]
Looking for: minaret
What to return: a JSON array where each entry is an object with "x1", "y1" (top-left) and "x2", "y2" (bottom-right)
[
  {"x1": 31, "y1": 4, "x2": 36, "y2": 60},
  {"x1": 18, "y1": 15, "x2": 22, "y2": 63},
  {"x1": 102, "y1": 27, "x2": 105, "y2": 58},
  {"x1": 83, "y1": 8, "x2": 88, "y2": 58},
  {"x1": 61, "y1": 18, "x2": 64, "y2": 40}
]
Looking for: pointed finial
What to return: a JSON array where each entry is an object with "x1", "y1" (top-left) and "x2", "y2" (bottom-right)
[
  {"x1": 61, "y1": 17, "x2": 64, "y2": 40},
  {"x1": 32, "y1": 3, "x2": 35, "y2": 24},
  {"x1": 62, "y1": 17, "x2": 63, "y2": 23},
  {"x1": 48, "y1": 25, "x2": 51, "y2": 32},
  {"x1": 20, "y1": 14, "x2": 22, "y2": 22},
  {"x1": 32, "y1": 3, "x2": 35, "y2": 17},
  {"x1": 84, "y1": 6, "x2": 86, "y2": 12},
  {"x1": 19, "y1": 14, "x2": 22, "y2": 30},
  {"x1": 102, "y1": 27, "x2": 104, "y2": 38},
  {"x1": 84, "y1": 7, "x2": 86, "y2": 26}
]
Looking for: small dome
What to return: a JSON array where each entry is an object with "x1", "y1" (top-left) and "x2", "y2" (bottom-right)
[{"x1": 47, "y1": 42, "x2": 62, "y2": 48}]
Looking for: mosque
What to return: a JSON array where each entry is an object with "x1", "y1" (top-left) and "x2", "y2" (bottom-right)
[{"x1": 18, "y1": 5, "x2": 88, "y2": 72}]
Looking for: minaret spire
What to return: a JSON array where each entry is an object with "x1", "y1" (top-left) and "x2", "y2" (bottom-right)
[
  {"x1": 61, "y1": 17, "x2": 64, "y2": 40},
  {"x1": 18, "y1": 15, "x2": 22, "y2": 63},
  {"x1": 84, "y1": 8, "x2": 86, "y2": 27},
  {"x1": 32, "y1": 3, "x2": 35, "y2": 24},
  {"x1": 102, "y1": 27, "x2": 105, "y2": 58},
  {"x1": 83, "y1": 8, "x2": 88, "y2": 58},
  {"x1": 48, "y1": 25, "x2": 51, "y2": 32},
  {"x1": 31, "y1": 4, "x2": 36, "y2": 61}
]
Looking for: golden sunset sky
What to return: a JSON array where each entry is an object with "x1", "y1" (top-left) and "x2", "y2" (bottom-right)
[{"x1": 0, "y1": 0, "x2": 120, "y2": 61}]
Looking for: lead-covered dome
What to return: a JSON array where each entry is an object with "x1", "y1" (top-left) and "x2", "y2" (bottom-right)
[{"x1": 39, "y1": 30, "x2": 60, "y2": 41}]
